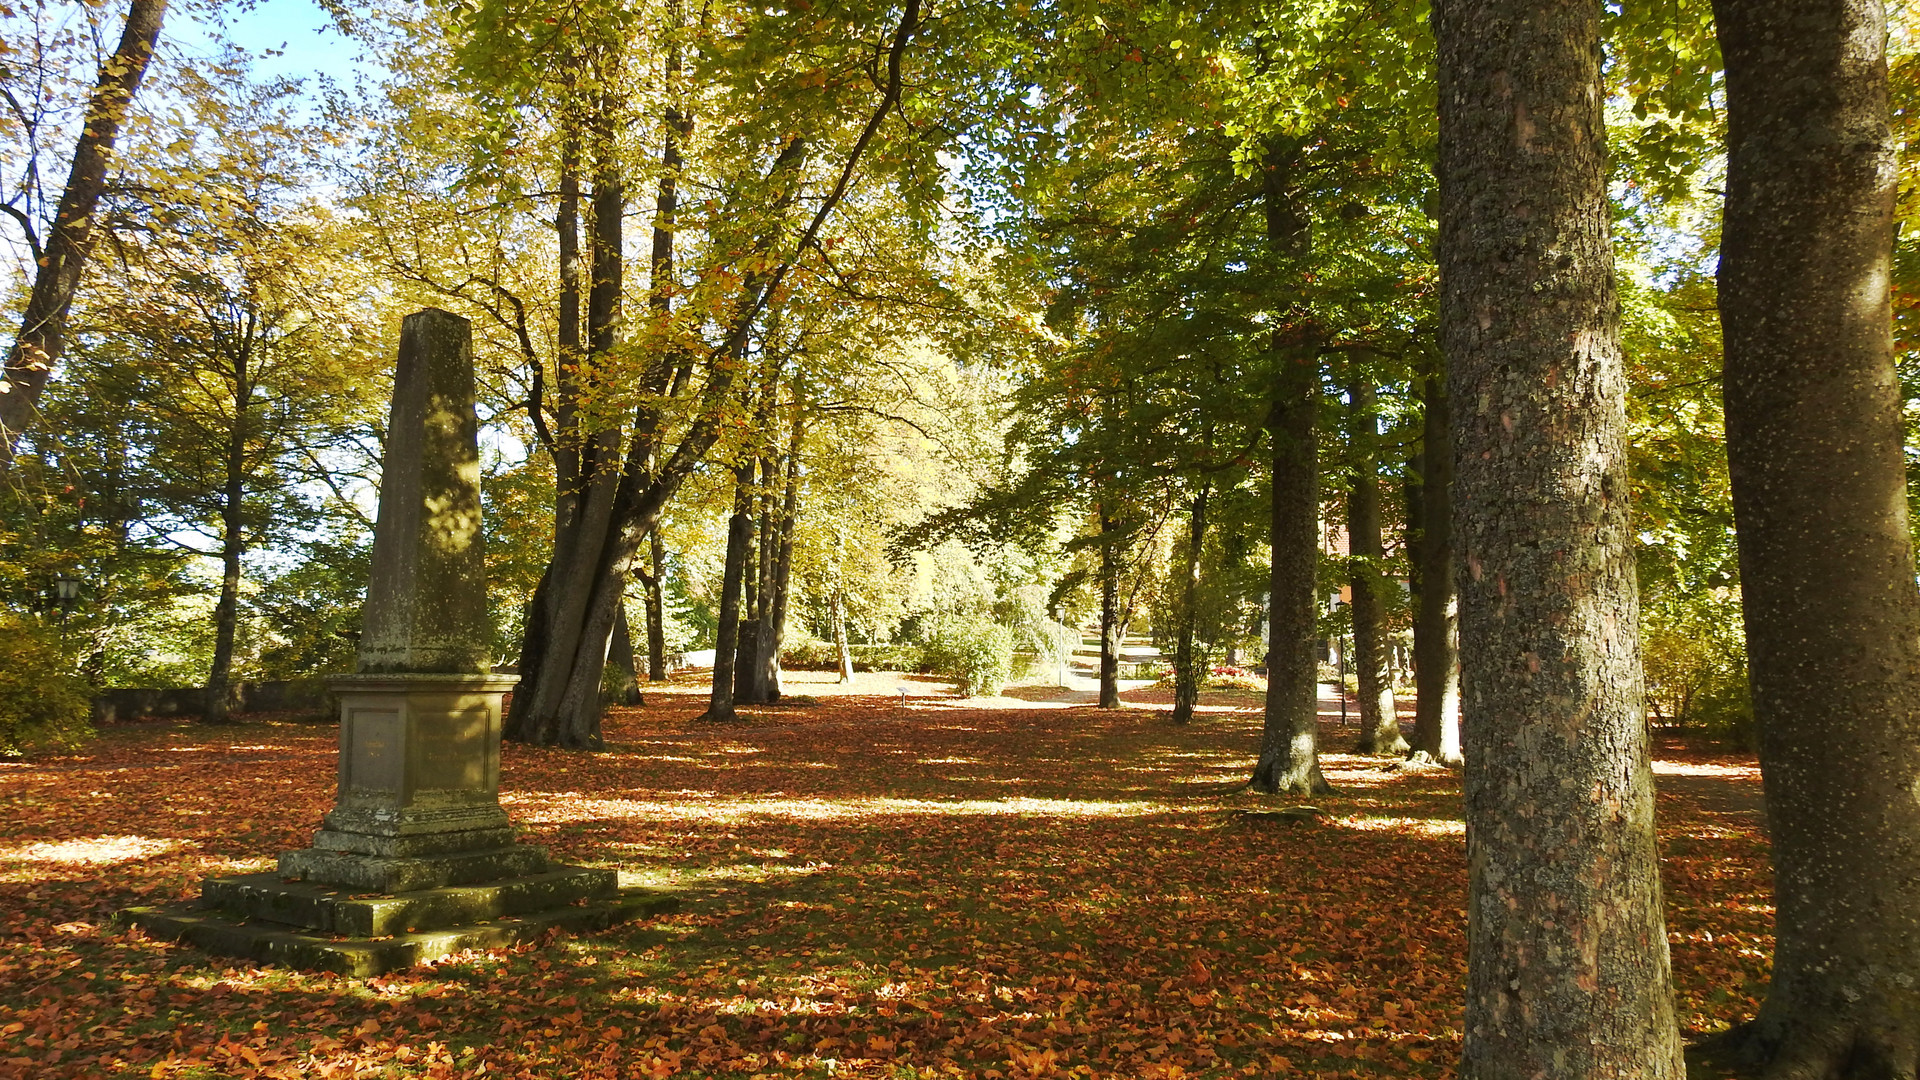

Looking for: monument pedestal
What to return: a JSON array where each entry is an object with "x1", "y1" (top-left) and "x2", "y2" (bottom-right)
[
  {"x1": 121, "y1": 673, "x2": 674, "y2": 975},
  {"x1": 117, "y1": 310, "x2": 673, "y2": 975}
]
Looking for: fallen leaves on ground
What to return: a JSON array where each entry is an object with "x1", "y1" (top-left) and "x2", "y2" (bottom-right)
[{"x1": 0, "y1": 673, "x2": 1771, "y2": 1078}]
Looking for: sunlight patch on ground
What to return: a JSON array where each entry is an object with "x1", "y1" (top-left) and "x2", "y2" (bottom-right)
[
  {"x1": 1, "y1": 835, "x2": 190, "y2": 866},
  {"x1": 512, "y1": 793, "x2": 1175, "y2": 826},
  {"x1": 1333, "y1": 816, "x2": 1465, "y2": 837},
  {"x1": 1653, "y1": 761, "x2": 1761, "y2": 780}
]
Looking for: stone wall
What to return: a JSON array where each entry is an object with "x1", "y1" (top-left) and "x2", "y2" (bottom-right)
[{"x1": 93, "y1": 679, "x2": 333, "y2": 723}]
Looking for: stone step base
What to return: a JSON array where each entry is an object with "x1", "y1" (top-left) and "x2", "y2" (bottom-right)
[
  {"x1": 202, "y1": 866, "x2": 616, "y2": 936},
  {"x1": 119, "y1": 888, "x2": 678, "y2": 977},
  {"x1": 278, "y1": 843, "x2": 549, "y2": 893}
]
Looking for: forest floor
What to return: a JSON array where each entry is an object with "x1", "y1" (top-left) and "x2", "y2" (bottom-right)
[{"x1": 0, "y1": 669, "x2": 1771, "y2": 1079}]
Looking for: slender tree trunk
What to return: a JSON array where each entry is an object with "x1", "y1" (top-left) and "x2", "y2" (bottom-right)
[
  {"x1": 645, "y1": 529, "x2": 667, "y2": 681},
  {"x1": 202, "y1": 427, "x2": 247, "y2": 725},
  {"x1": 703, "y1": 464, "x2": 755, "y2": 722},
  {"x1": 1408, "y1": 364, "x2": 1462, "y2": 764},
  {"x1": 1250, "y1": 367, "x2": 1331, "y2": 795},
  {"x1": 762, "y1": 410, "x2": 804, "y2": 702},
  {"x1": 1705, "y1": 0, "x2": 1920, "y2": 1071},
  {"x1": 831, "y1": 589, "x2": 854, "y2": 683},
  {"x1": 1098, "y1": 503, "x2": 1122, "y2": 709},
  {"x1": 1172, "y1": 479, "x2": 1210, "y2": 724},
  {"x1": 202, "y1": 340, "x2": 252, "y2": 726},
  {"x1": 0, "y1": 0, "x2": 167, "y2": 465},
  {"x1": 1434, "y1": 0, "x2": 1682, "y2": 1067},
  {"x1": 1346, "y1": 376, "x2": 1405, "y2": 755}
]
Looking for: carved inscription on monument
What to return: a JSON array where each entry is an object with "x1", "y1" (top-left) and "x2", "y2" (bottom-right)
[
  {"x1": 415, "y1": 706, "x2": 489, "y2": 793},
  {"x1": 348, "y1": 709, "x2": 405, "y2": 794}
]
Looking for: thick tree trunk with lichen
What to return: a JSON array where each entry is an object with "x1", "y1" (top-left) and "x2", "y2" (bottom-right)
[
  {"x1": 1346, "y1": 376, "x2": 1405, "y2": 755},
  {"x1": 1408, "y1": 364, "x2": 1462, "y2": 764},
  {"x1": 1435, "y1": 0, "x2": 1683, "y2": 1071},
  {"x1": 1705, "y1": 0, "x2": 1920, "y2": 1072}
]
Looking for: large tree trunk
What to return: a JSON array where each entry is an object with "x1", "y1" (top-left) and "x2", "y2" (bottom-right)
[
  {"x1": 702, "y1": 464, "x2": 755, "y2": 722},
  {"x1": 1097, "y1": 503, "x2": 1122, "y2": 709},
  {"x1": 1249, "y1": 136, "x2": 1329, "y2": 797},
  {"x1": 1346, "y1": 374, "x2": 1405, "y2": 755},
  {"x1": 0, "y1": 0, "x2": 167, "y2": 465},
  {"x1": 1408, "y1": 363, "x2": 1461, "y2": 764},
  {"x1": 1171, "y1": 479, "x2": 1210, "y2": 725},
  {"x1": 1706, "y1": 0, "x2": 1920, "y2": 1072},
  {"x1": 1434, "y1": 0, "x2": 1682, "y2": 1069},
  {"x1": 1250, "y1": 365, "x2": 1330, "y2": 795},
  {"x1": 506, "y1": 113, "x2": 625, "y2": 748}
]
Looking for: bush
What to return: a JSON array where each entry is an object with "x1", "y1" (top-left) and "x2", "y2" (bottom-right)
[
  {"x1": 779, "y1": 640, "x2": 926, "y2": 673},
  {"x1": 1642, "y1": 586, "x2": 1753, "y2": 743},
  {"x1": 781, "y1": 637, "x2": 843, "y2": 671},
  {"x1": 0, "y1": 615, "x2": 93, "y2": 756},
  {"x1": 919, "y1": 617, "x2": 1014, "y2": 697}
]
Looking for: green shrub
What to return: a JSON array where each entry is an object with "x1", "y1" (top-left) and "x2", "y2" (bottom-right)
[
  {"x1": 853, "y1": 644, "x2": 925, "y2": 673},
  {"x1": 0, "y1": 615, "x2": 93, "y2": 756},
  {"x1": 781, "y1": 637, "x2": 843, "y2": 671},
  {"x1": 1642, "y1": 586, "x2": 1753, "y2": 743},
  {"x1": 920, "y1": 617, "x2": 1014, "y2": 697}
]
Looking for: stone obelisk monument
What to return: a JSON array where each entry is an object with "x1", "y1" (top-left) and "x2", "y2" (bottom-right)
[{"x1": 123, "y1": 310, "x2": 672, "y2": 974}]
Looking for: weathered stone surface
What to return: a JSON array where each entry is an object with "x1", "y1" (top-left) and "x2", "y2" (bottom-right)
[
  {"x1": 358, "y1": 308, "x2": 491, "y2": 675},
  {"x1": 279, "y1": 843, "x2": 550, "y2": 894},
  {"x1": 119, "y1": 887, "x2": 679, "y2": 977},
  {"x1": 202, "y1": 867, "x2": 616, "y2": 936},
  {"x1": 317, "y1": 673, "x2": 517, "y2": 844},
  {"x1": 308, "y1": 825, "x2": 517, "y2": 858}
]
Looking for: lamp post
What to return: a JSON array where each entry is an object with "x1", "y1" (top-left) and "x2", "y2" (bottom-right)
[{"x1": 52, "y1": 573, "x2": 80, "y2": 647}]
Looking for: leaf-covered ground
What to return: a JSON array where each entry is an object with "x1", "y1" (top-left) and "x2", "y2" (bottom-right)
[{"x1": 0, "y1": 672, "x2": 1770, "y2": 1079}]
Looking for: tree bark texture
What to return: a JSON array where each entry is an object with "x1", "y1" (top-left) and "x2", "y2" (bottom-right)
[
  {"x1": 1098, "y1": 504, "x2": 1122, "y2": 709},
  {"x1": 1710, "y1": 0, "x2": 1920, "y2": 1071},
  {"x1": 1435, "y1": 0, "x2": 1683, "y2": 1070},
  {"x1": 1346, "y1": 376, "x2": 1405, "y2": 755},
  {"x1": 1172, "y1": 479, "x2": 1210, "y2": 725},
  {"x1": 1409, "y1": 365, "x2": 1462, "y2": 764},
  {"x1": 0, "y1": 0, "x2": 167, "y2": 465},
  {"x1": 1251, "y1": 363, "x2": 1331, "y2": 796}
]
